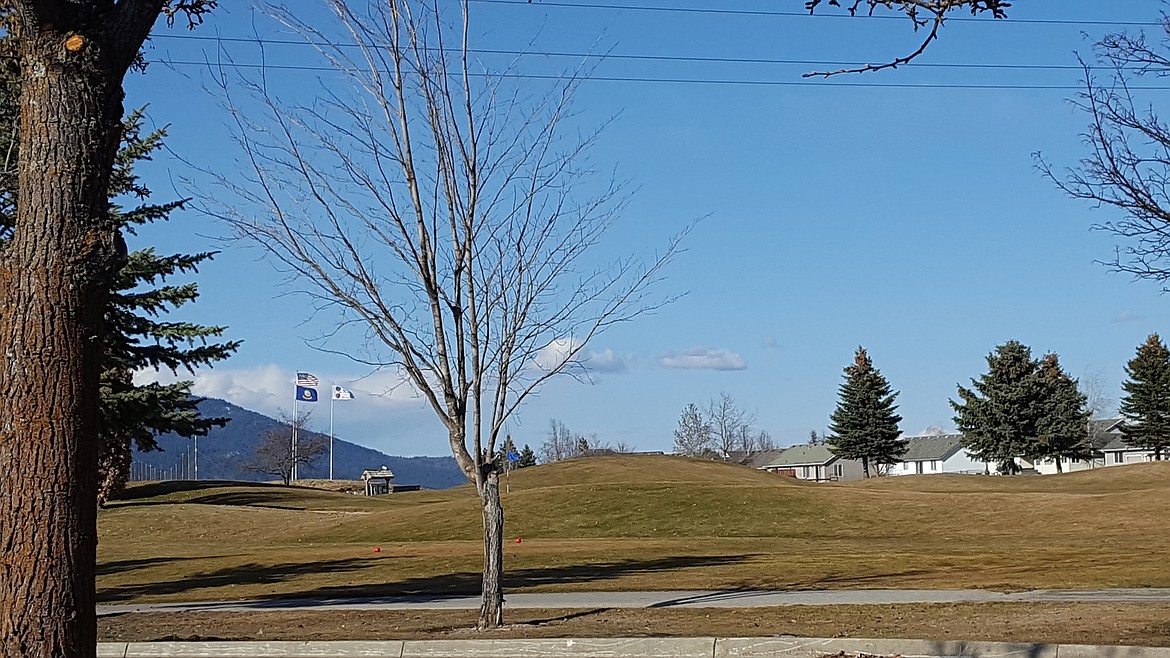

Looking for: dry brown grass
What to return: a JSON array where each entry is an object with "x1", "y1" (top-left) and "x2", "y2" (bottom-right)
[{"x1": 98, "y1": 457, "x2": 1170, "y2": 605}]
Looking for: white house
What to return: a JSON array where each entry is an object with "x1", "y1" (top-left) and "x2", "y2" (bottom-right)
[
  {"x1": 1031, "y1": 417, "x2": 1124, "y2": 474},
  {"x1": 1100, "y1": 425, "x2": 1170, "y2": 466},
  {"x1": 887, "y1": 433, "x2": 988, "y2": 476},
  {"x1": 758, "y1": 445, "x2": 865, "y2": 482}
]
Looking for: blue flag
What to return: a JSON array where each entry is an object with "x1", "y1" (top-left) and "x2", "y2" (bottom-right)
[
  {"x1": 296, "y1": 385, "x2": 319, "y2": 402},
  {"x1": 506, "y1": 451, "x2": 520, "y2": 462}
]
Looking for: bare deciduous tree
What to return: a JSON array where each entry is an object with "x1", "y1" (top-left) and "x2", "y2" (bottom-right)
[
  {"x1": 1038, "y1": 17, "x2": 1170, "y2": 287},
  {"x1": 246, "y1": 412, "x2": 325, "y2": 486},
  {"x1": 673, "y1": 403, "x2": 713, "y2": 457},
  {"x1": 540, "y1": 418, "x2": 584, "y2": 463},
  {"x1": 708, "y1": 392, "x2": 770, "y2": 460},
  {"x1": 200, "y1": 0, "x2": 681, "y2": 629}
]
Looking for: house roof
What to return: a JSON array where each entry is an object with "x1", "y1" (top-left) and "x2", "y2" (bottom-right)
[
  {"x1": 1102, "y1": 437, "x2": 1125, "y2": 451},
  {"x1": 743, "y1": 448, "x2": 787, "y2": 469},
  {"x1": 761, "y1": 444, "x2": 836, "y2": 468},
  {"x1": 361, "y1": 467, "x2": 395, "y2": 480},
  {"x1": 1089, "y1": 417, "x2": 1125, "y2": 451},
  {"x1": 900, "y1": 434, "x2": 964, "y2": 462}
]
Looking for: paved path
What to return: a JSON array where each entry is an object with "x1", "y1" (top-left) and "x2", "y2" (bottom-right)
[{"x1": 96, "y1": 588, "x2": 1170, "y2": 616}]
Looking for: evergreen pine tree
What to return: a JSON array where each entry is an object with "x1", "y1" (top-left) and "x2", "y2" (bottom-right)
[
  {"x1": 827, "y1": 346, "x2": 906, "y2": 478},
  {"x1": 1119, "y1": 334, "x2": 1170, "y2": 459},
  {"x1": 518, "y1": 444, "x2": 537, "y2": 468},
  {"x1": 1035, "y1": 353, "x2": 1093, "y2": 472},
  {"x1": 495, "y1": 435, "x2": 519, "y2": 472},
  {"x1": 98, "y1": 112, "x2": 241, "y2": 502},
  {"x1": 951, "y1": 340, "x2": 1046, "y2": 474}
]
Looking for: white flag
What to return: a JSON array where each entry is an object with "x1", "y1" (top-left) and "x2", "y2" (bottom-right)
[{"x1": 333, "y1": 385, "x2": 355, "y2": 400}]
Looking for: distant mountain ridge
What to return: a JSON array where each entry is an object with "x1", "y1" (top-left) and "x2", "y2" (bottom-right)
[{"x1": 131, "y1": 397, "x2": 467, "y2": 489}]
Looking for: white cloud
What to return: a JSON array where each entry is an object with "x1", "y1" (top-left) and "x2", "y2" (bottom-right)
[
  {"x1": 659, "y1": 348, "x2": 747, "y2": 371},
  {"x1": 1114, "y1": 311, "x2": 1145, "y2": 324},
  {"x1": 533, "y1": 338, "x2": 630, "y2": 374},
  {"x1": 133, "y1": 363, "x2": 429, "y2": 421},
  {"x1": 584, "y1": 348, "x2": 629, "y2": 373}
]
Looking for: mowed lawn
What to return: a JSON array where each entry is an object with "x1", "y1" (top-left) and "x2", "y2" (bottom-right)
[{"x1": 97, "y1": 456, "x2": 1170, "y2": 604}]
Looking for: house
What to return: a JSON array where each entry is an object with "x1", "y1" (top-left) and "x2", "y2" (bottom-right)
[
  {"x1": 758, "y1": 444, "x2": 865, "y2": 482},
  {"x1": 887, "y1": 433, "x2": 988, "y2": 476},
  {"x1": 361, "y1": 466, "x2": 395, "y2": 495},
  {"x1": 1100, "y1": 418, "x2": 1170, "y2": 465},
  {"x1": 1031, "y1": 417, "x2": 1124, "y2": 474}
]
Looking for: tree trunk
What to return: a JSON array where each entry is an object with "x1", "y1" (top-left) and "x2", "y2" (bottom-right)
[
  {"x1": 0, "y1": 24, "x2": 129, "y2": 658},
  {"x1": 1054, "y1": 458, "x2": 1063, "y2": 474},
  {"x1": 97, "y1": 436, "x2": 133, "y2": 507},
  {"x1": 477, "y1": 469, "x2": 505, "y2": 629},
  {"x1": 861, "y1": 456, "x2": 870, "y2": 478}
]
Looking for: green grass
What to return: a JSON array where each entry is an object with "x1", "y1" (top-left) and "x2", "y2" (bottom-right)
[{"x1": 98, "y1": 456, "x2": 1170, "y2": 603}]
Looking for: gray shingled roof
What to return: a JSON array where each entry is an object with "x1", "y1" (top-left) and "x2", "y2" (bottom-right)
[
  {"x1": 744, "y1": 449, "x2": 787, "y2": 469},
  {"x1": 900, "y1": 434, "x2": 963, "y2": 462},
  {"x1": 1089, "y1": 418, "x2": 1125, "y2": 451},
  {"x1": 761, "y1": 444, "x2": 836, "y2": 468},
  {"x1": 1102, "y1": 437, "x2": 1129, "y2": 452}
]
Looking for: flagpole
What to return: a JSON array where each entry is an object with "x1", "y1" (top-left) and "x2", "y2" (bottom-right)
[
  {"x1": 329, "y1": 386, "x2": 335, "y2": 481},
  {"x1": 292, "y1": 387, "x2": 299, "y2": 482}
]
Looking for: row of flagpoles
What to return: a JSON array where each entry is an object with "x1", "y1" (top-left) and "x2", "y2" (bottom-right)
[{"x1": 294, "y1": 371, "x2": 355, "y2": 481}]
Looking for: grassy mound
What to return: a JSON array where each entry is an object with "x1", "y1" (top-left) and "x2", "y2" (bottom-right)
[{"x1": 98, "y1": 457, "x2": 1170, "y2": 602}]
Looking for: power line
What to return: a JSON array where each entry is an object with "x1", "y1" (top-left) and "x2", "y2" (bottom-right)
[
  {"x1": 151, "y1": 34, "x2": 1098, "y2": 72},
  {"x1": 469, "y1": 0, "x2": 1163, "y2": 27},
  {"x1": 152, "y1": 58, "x2": 1163, "y2": 90}
]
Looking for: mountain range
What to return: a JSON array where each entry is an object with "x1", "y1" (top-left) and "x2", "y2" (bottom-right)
[{"x1": 130, "y1": 397, "x2": 467, "y2": 489}]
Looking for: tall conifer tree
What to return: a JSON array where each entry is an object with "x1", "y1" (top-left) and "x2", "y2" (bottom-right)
[
  {"x1": 1119, "y1": 334, "x2": 1170, "y2": 459},
  {"x1": 827, "y1": 347, "x2": 906, "y2": 478},
  {"x1": 952, "y1": 340, "x2": 1046, "y2": 474},
  {"x1": 1035, "y1": 353, "x2": 1093, "y2": 472},
  {"x1": 518, "y1": 444, "x2": 537, "y2": 468}
]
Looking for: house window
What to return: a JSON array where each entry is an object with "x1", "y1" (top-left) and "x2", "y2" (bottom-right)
[
  {"x1": 931, "y1": 460, "x2": 940, "y2": 471},
  {"x1": 834, "y1": 463, "x2": 843, "y2": 478},
  {"x1": 915, "y1": 461, "x2": 924, "y2": 474},
  {"x1": 1114, "y1": 452, "x2": 1123, "y2": 464},
  {"x1": 803, "y1": 466, "x2": 813, "y2": 478}
]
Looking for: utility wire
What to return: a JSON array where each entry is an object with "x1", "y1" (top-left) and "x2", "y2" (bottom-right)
[
  {"x1": 468, "y1": 0, "x2": 1163, "y2": 27},
  {"x1": 152, "y1": 58, "x2": 1168, "y2": 90},
  {"x1": 151, "y1": 34, "x2": 1103, "y2": 72}
]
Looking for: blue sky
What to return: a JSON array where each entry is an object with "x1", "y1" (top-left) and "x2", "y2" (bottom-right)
[{"x1": 127, "y1": 1, "x2": 1170, "y2": 457}]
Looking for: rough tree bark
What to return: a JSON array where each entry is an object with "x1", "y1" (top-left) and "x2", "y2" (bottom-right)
[
  {"x1": 478, "y1": 469, "x2": 504, "y2": 628},
  {"x1": 0, "y1": 2, "x2": 212, "y2": 656}
]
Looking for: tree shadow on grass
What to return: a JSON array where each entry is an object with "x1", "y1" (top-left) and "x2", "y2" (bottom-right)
[
  {"x1": 110, "y1": 482, "x2": 321, "y2": 510},
  {"x1": 252, "y1": 553, "x2": 758, "y2": 603},
  {"x1": 97, "y1": 557, "x2": 372, "y2": 603},
  {"x1": 98, "y1": 556, "x2": 208, "y2": 577},
  {"x1": 113, "y1": 480, "x2": 253, "y2": 501},
  {"x1": 98, "y1": 553, "x2": 757, "y2": 606}
]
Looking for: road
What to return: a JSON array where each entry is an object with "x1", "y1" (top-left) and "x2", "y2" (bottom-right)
[{"x1": 96, "y1": 587, "x2": 1170, "y2": 616}]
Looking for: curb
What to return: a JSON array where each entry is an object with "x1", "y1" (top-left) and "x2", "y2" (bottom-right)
[{"x1": 95, "y1": 637, "x2": 1170, "y2": 657}]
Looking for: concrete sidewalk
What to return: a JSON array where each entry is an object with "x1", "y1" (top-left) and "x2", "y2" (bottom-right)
[
  {"x1": 96, "y1": 588, "x2": 1170, "y2": 616},
  {"x1": 95, "y1": 637, "x2": 1170, "y2": 657}
]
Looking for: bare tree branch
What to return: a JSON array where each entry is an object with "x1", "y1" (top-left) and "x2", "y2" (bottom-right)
[
  {"x1": 1038, "y1": 17, "x2": 1170, "y2": 288},
  {"x1": 804, "y1": 0, "x2": 1009, "y2": 77}
]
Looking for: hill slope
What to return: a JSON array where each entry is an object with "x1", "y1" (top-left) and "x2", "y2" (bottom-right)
[
  {"x1": 130, "y1": 397, "x2": 466, "y2": 489},
  {"x1": 99, "y1": 457, "x2": 1170, "y2": 602}
]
